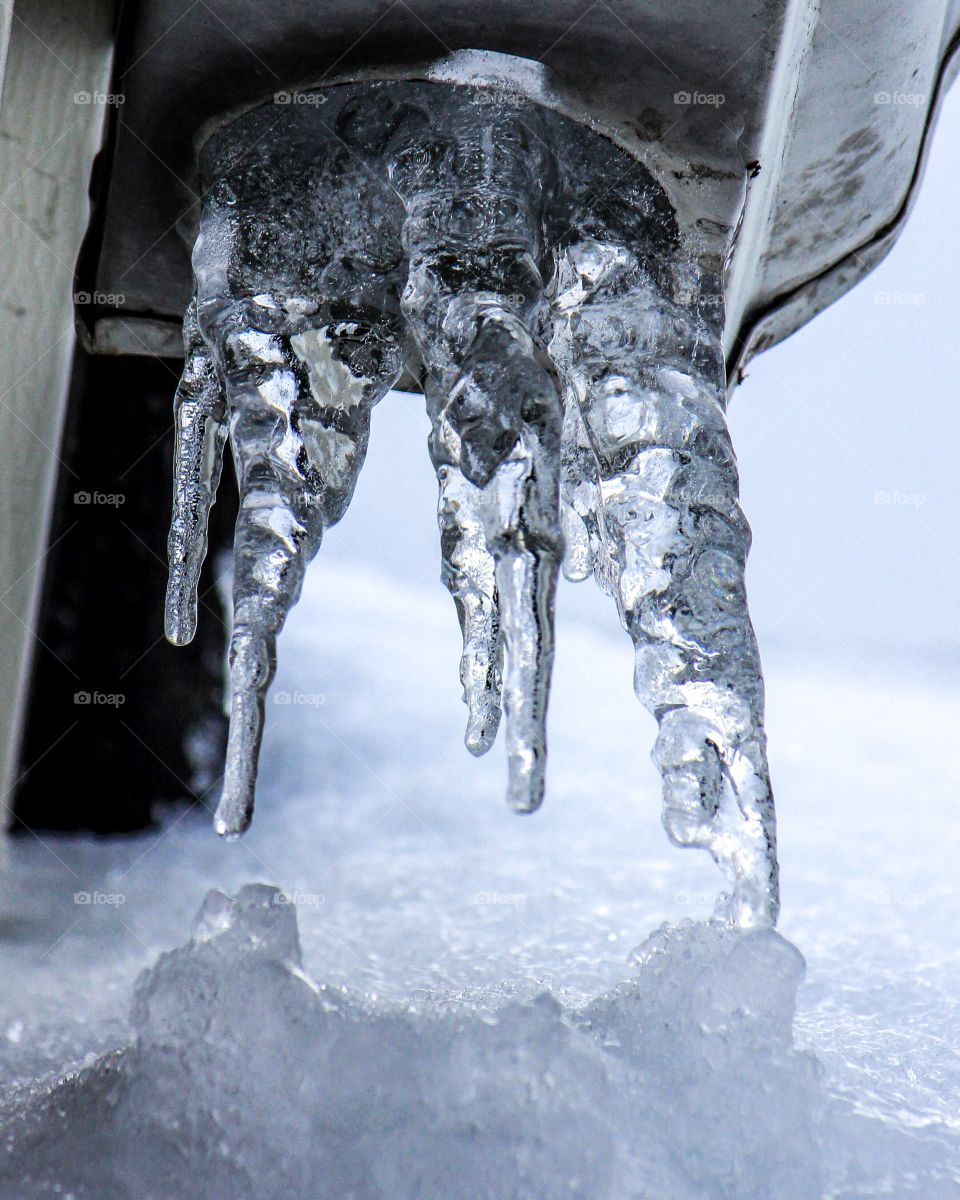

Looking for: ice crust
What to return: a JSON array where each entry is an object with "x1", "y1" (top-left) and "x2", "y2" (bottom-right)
[{"x1": 1, "y1": 885, "x2": 819, "y2": 1200}]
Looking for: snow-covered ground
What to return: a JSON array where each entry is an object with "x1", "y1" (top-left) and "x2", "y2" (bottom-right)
[{"x1": 0, "y1": 548, "x2": 958, "y2": 1196}]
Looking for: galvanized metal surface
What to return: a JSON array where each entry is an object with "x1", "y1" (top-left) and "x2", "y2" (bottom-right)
[
  {"x1": 78, "y1": 0, "x2": 960, "y2": 383},
  {"x1": 0, "y1": 0, "x2": 117, "y2": 809}
]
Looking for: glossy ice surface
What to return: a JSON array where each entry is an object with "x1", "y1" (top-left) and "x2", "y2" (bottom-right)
[{"x1": 166, "y1": 82, "x2": 776, "y2": 924}]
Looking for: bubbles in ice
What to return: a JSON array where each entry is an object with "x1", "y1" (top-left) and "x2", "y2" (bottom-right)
[{"x1": 165, "y1": 81, "x2": 777, "y2": 925}]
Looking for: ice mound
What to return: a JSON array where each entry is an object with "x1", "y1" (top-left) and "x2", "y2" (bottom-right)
[{"x1": 1, "y1": 884, "x2": 821, "y2": 1200}]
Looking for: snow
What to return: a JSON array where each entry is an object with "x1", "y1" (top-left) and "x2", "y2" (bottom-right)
[
  {"x1": 1, "y1": 539, "x2": 959, "y2": 1195},
  {"x1": 4, "y1": 884, "x2": 822, "y2": 1199}
]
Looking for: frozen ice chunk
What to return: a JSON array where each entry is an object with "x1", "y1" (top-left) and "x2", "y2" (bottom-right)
[{"x1": 0, "y1": 887, "x2": 822, "y2": 1200}]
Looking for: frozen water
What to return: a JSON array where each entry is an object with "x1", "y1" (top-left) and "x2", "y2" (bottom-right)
[
  {"x1": 0, "y1": 542, "x2": 959, "y2": 1196},
  {"x1": 0, "y1": 886, "x2": 819, "y2": 1200},
  {"x1": 166, "y1": 80, "x2": 776, "y2": 923}
]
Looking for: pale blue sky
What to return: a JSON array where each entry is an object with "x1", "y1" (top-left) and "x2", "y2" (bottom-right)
[{"x1": 733, "y1": 85, "x2": 960, "y2": 655}]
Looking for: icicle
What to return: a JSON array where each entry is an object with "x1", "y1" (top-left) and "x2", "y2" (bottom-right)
[
  {"x1": 394, "y1": 99, "x2": 563, "y2": 813},
  {"x1": 165, "y1": 300, "x2": 227, "y2": 647},
  {"x1": 212, "y1": 322, "x2": 325, "y2": 836},
  {"x1": 481, "y1": 440, "x2": 560, "y2": 812},
  {"x1": 166, "y1": 108, "x2": 404, "y2": 834},
  {"x1": 426, "y1": 381, "x2": 503, "y2": 756},
  {"x1": 188, "y1": 315, "x2": 399, "y2": 836},
  {"x1": 548, "y1": 237, "x2": 779, "y2": 925}
]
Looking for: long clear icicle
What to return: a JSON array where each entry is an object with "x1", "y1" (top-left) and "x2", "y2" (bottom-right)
[
  {"x1": 393, "y1": 101, "x2": 563, "y2": 813},
  {"x1": 549, "y1": 238, "x2": 778, "y2": 925},
  {"x1": 169, "y1": 309, "x2": 399, "y2": 836},
  {"x1": 165, "y1": 108, "x2": 403, "y2": 834},
  {"x1": 219, "y1": 319, "x2": 398, "y2": 835},
  {"x1": 427, "y1": 380, "x2": 503, "y2": 756},
  {"x1": 165, "y1": 300, "x2": 228, "y2": 647}
]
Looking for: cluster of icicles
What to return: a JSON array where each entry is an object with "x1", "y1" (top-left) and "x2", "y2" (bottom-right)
[{"x1": 164, "y1": 82, "x2": 779, "y2": 926}]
